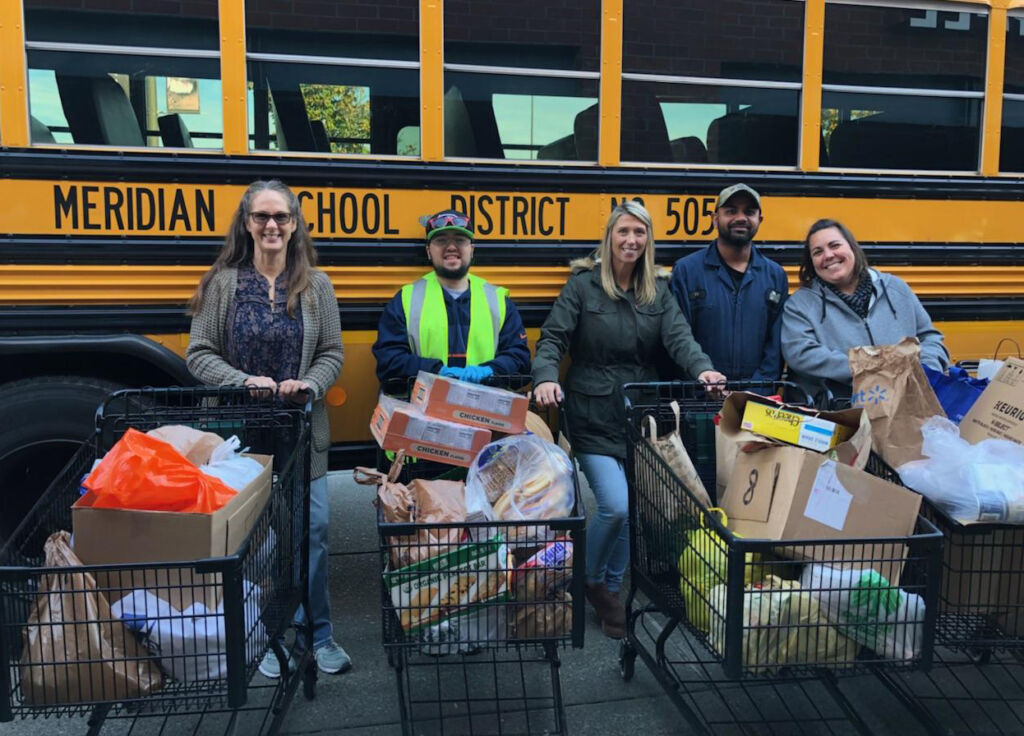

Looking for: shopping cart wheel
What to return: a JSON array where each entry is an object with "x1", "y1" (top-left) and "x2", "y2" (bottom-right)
[
  {"x1": 966, "y1": 645, "x2": 992, "y2": 665},
  {"x1": 303, "y1": 660, "x2": 317, "y2": 699},
  {"x1": 619, "y1": 640, "x2": 636, "y2": 681}
]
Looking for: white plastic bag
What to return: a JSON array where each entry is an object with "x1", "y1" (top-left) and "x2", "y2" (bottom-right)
[
  {"x1": 898, "y1": 416, "x2": 1024, "y2": 523},
  {"x1": 800, "y1": 564, "x2": 924, "y2": 660},
  {"x1": 113, "y1": 581, "x2": 262, "y2": 682},
  {"x1": 200, "y1": 436, "x2": 265, "y2": 490},
  {"x1": 976, "y1": 358, "x2": 1004, "y2": 382},
  {"x1": 465, "y1": 435, "x2": 574, "y2": 523}
]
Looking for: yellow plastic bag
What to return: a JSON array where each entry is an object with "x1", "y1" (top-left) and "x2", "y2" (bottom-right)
[{"x1": 678, "y1": 508, "x2": 764, "y2": 634}]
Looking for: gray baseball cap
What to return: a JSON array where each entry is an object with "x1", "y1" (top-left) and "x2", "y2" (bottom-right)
[{"x1": 716, "y1": 183, "x2": 762, "y2": 209}]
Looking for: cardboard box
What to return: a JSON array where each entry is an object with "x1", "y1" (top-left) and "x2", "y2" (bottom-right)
[
  {"x1": 740, "y1": 399, "x2": 854, "y2": 452},
  {"x1": 719, "y1": 445, "x2": 921, "y2": 583},
  {"x1": 383, "y1": 535, "x2": 510, "y2": 633},
  {"x1": 716, "y1": 392, "x2": 871, "y2": 501},
  {"x1": 73, "y1": 453, "x2": 273, "y2": 611},
  {"x1": 960, "y1": 357, "x2": 1024, "y2": 446},
  {"x1": 371, "y1": 394, "x2": 491, "y2": 467},
  {"x1": 412, "y1": 371, "x2": 530, "y2": 434},
  {"x1": 73, "y1": 453, "x2": 273, "y2": 564}
]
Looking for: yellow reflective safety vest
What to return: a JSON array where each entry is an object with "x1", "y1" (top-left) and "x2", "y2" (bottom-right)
[{"x1": 400, "y1": 272, "x2": 508, "y2": 365}]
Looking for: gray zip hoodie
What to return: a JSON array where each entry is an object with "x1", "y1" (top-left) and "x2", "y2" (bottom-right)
[{"x1": 781, "y1": 268, "x2": 949, "y2": 401}]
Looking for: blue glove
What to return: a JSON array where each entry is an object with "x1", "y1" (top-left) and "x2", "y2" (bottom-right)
[
  {"x1": 461, "y1": 365, "x2": 494, "y2": 384},
  {"x1": 440, "y1": 366, "x2": 465, "y2": 380}
]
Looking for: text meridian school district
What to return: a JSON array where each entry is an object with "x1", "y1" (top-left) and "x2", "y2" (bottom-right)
[{"x1": 51, "y1": 184, "x2": 573, "y2": 239}]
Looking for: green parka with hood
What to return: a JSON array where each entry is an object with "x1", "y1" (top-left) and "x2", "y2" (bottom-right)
[{"x1": 532, "y1": 263, "x2": 714, "y2": 460}]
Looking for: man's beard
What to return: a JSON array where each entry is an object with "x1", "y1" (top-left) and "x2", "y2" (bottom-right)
[
  {"x1": 433, "y1": 260, "x2": 471, "y2": 280},
  {"x1": 719, "y1": 224, "x2": 757, "y2": 248}
]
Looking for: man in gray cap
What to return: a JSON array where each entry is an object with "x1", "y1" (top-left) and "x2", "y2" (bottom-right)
[{"x1": 669, "y1": 184, "x2": 788, "y2": 382}]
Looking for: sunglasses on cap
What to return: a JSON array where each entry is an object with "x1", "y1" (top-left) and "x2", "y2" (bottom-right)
[{"x1": 426, "y1": 212, "x2": 471, "y2": 230}]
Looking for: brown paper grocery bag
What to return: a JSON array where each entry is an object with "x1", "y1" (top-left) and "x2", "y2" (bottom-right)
[
  {"x1": 19, "y1": 531, "x2": 162, "y2": 706},
  {"x1": 849, "y1": 338, "x2": 945, "y2": 469},
  {"x1": 644, "y1": 401, "x2": 712, "y2": 510}
]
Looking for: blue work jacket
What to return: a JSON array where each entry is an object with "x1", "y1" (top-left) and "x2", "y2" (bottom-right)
[{"x1": 669, "y1": 242, "x2": 788, "y2": 382}]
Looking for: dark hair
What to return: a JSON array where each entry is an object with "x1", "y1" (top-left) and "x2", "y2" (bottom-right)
[
  {"x1": 799, "y1": 218, "x2": 869, "y2": 287},
  {"x1": 188, "y1": 180, "x2": 317, "y2": 317}
]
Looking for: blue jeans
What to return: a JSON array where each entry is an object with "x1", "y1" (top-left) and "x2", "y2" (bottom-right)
[
  {"x1": 576, "y1": 453, "x2": 629, "y2": 594},
  {"x1": 293, "y1": 474, "x2": 333, "y2": 648}
]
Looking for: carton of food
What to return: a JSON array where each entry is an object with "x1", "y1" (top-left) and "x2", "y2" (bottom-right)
[
  {"x1": 740, "y1": 399, "x2": 854, "y2": 452},
  {"x1": 383, "y1": 534, "x2": 510, "y2": 633},
  {"x1": 411, "y1": 371, "x2": 530, "y2": 434},
  {"x1": 370, "y1": 394, "x2": 491, "y2": 467}
]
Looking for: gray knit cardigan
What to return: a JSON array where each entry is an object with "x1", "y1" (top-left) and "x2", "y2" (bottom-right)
[{"x1": 186, "y1": 267, "x2": 343, "y2": 479}]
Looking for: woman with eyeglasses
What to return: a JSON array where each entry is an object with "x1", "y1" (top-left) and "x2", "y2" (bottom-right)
[
  {"x1": 186, "y1": 179, "x2": 349, "y2": 678},
  {"x1": 533, "y1": 201, "x2": 726, "y2": 639}
]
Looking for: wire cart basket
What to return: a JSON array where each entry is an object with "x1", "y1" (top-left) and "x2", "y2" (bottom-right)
[
  {"x1": 868, "y1": 466, "x2": 1024, "y2": 735},
  {"x1": 619, "y1": 381, "x2": 944, "y2": 735},
  {"x1": 0, "y1": 387, "x2": 315, "y2": 735},
  {"x1": 372, "y1": 375, "x2": 586, "y2": 735}
]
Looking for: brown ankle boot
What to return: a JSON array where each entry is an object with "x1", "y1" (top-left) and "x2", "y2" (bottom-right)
[
  {"x1": 603, "y1": 588, "x2": 627, "y2": 628},
  {"x1": 585, "y1": 583, "x2": 627, "y2": 628}
]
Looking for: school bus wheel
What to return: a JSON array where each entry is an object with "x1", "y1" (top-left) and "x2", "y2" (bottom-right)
[{"x1": 0, "y1": 376, "x2": 123, "y2": 545}]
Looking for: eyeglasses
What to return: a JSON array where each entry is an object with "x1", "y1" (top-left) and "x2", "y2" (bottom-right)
[
  {"x1": 426, "y1": 213, "x2": 471, "y2": 230},
  {"x1": 250, "y1": 211, "x2": 293, "y2": 226}
]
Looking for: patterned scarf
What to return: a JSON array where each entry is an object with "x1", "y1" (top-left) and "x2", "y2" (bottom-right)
[{"x1": 821, "y1": 271, "x2": 872, "y2": 319}]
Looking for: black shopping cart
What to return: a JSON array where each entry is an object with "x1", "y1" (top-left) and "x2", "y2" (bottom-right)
[
  {"x1": 619, "y1": 381, "x2": 944, "y2": 735},
  {"x1": 867, "y1": 458, "x2": 1024, "y2": 735},
  {"x1": 371, "y1": 375, "x2": 586, "y2": 735},
  {"x1": 0, "y1": 387, "x2": 315, "y2": 735}
]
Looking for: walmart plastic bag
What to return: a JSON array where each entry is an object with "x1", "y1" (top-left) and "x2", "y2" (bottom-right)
[
  {"x1": 707, "y1": 575, "x2": 859, "y2": 672},
  {"x1": 199, "y1": 436, "x2": 265, "y2": 490},
  {"x1": 112, "y1": 581, "x2": 263, "y2": 683},
  {"x1": 898, "y1": 416, "x2": 1024, "y2": 523},
  {"x1": 801, "y1": 564, "x2": 925, "y2": 660}
]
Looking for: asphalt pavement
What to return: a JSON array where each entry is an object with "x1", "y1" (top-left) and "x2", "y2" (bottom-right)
[{"x1": 5, "y1": 470, "x2": 1011, "y2": 735}]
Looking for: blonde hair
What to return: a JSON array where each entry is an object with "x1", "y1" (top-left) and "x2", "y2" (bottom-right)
[{"x1": 569, "y1": 201, "x2": 658, "y2": 305}]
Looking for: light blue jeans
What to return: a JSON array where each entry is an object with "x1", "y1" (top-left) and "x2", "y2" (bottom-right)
[
  {"x1": 293, "y1": 474, "x2": 333, "y2": 648},
  {"x1": 576, "y1": 453, "x2": 629, "y2": 594}
]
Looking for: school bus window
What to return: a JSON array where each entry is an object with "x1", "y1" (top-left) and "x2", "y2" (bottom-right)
[
  {"x1": 443, "y1": 0, "x2": 599, "y2": 160},
  {"x1": 626, "y1": 81, "x2": 800, "y2": 166},
  {"x1": 444, "y1": 75, "x2": 598, "y2": 160},
  {"x1": 22, "y1": 0, "x2": 221, "y2": 149},
  {"x1": 493, "y1": 94, "x2": 598, "y2": 160},
  {"x1": 245, "y1": 0, "x2": 419, "y2": 155},
  {"x1": 621, "y1": 0, "x2": 804, "y2": 166},
  {"x1": 1001, "y1": 12, "x2": 1024, "y2": 173},
  {"x1": 821, "y1": 2, "x2": 986, "y2": 172}
]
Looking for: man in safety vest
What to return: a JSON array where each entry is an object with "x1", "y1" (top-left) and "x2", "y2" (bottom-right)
[{"x1": 373, "y1": 209, "x2": 531, "y2": 385}]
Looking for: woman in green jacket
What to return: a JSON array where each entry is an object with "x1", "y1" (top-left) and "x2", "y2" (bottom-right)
[{"x1": 533, "y1": 201, "x2": 726, "y2": 639}]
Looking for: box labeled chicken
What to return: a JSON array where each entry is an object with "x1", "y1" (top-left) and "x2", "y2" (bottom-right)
[
  {"x1": 411, "y1": 370, "x2": 529, "y2": 434},
  {"x1": 383, "y1": 534, "x2": 510, "y2": 633},
  {"x1": 371, "y1": 394, "x2": 491, "y2": 467}
]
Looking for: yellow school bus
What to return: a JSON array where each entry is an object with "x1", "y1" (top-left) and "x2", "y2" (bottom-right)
[{"x1": 1, "y1": 0, "x2": 1022, "y2": 536}]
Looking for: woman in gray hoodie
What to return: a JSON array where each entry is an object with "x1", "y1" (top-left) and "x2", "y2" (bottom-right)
[{"x1": 781, "y1": 218, "x2": 949, "y2": 403}]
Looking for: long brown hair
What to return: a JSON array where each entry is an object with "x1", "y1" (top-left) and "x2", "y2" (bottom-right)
[
  {"x1": 188, "y1": 179, "x2": 317, "y2": 317},
  {"x1": 569, "y1": 201, "x2": 658, "y2": 305},
  {"x1": 799, "y1": 218, "x2": 869, "y2": 287}
]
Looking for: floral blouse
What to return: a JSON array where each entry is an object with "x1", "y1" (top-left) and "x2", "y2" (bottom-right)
[{"x1": 225, "y1": 265, "x2": 303, "y2": 382}]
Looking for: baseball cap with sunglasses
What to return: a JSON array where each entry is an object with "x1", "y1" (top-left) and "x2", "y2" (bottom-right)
[{"x1": 422, "y1": 210, "x2": 474, "y2": 241}]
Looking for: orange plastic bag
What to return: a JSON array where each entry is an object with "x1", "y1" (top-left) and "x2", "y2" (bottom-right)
[{"x1": 84, "y1": 428, "x2": 237, "y2": 513}]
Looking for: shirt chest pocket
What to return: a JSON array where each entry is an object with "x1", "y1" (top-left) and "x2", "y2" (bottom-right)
[{"x1": 634, "y1": 302, "x2": 666, "y2": 349}]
